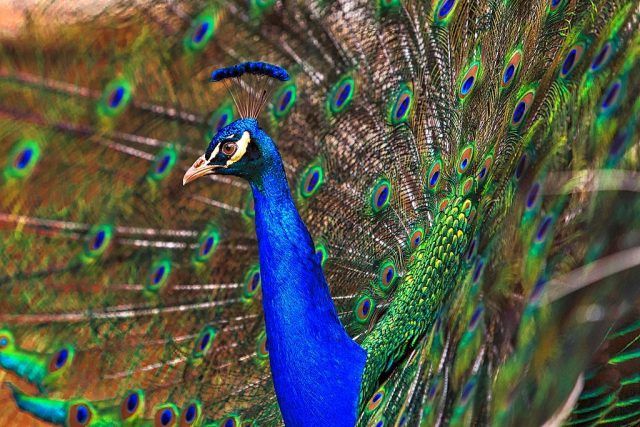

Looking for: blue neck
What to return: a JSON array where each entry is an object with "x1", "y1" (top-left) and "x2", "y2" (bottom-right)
[{"x1": 250, "y1": 132, "x2": 366, "y2": 426}]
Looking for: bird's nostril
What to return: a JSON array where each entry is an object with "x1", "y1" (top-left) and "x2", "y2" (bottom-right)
[{"x1": 195, "y1": 158, "x2": 204, "y2": 168}]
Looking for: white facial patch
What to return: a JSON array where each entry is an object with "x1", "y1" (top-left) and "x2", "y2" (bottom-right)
[
  {"x1": 226, "y1": 131, "x2": 250, "y2": 166},
  {"x1": 207, "y1": 145, "x2": 219, "y2": 161}
]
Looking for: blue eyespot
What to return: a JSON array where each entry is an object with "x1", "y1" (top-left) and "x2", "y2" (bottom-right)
[
  {"x1": 378, "y1": 260, "x2": 397, "y2": 292},
  {"x1": 185, "y1": 13, "x2": 216, "y2": 51},
  {"x1": 461, "y1": 379, "x2": 476, "y2": 402},
  {"x1": 511, "y1": 91, "x2": 535, "y2": 126},
  {"x1": 202, "y1": 237, "x2": 214, "y2": 256},
  {"x1": 194, "y1": 227, "x2": 219, "y2": 263},
  {"x1": 69, "y1": 402, "x2": 92, "y2": 426},
  {"x1": 127, "y1": 393, "x2": 139, "y2": 412},
  {"x1": 410, "y1": 228, "x2": 424, "y2": 249},
  {"x1": 109, "y1": 86, "x2": 125, "y2": 108},
  {"x1": 501, "y1": 51, "x2": 522, "y2": 88},
  {"x1": 529, "y1": 278, "x2": 547, "y2": 303},
  {"x1": 7, "y1": 139, "x2": 41, "y2": 178},
  {"x1": 84, "y1": 225, "x2": 113, "y2": 259},
  {"x1": 469, "y1": 306, "x2": 483, "y2": 330},
  {"x1": 601, "y1": 80, "x2": 621, "y2": 112},
  {"x1": 430, "y1": 170, "x2": 440, "y2": 186},
  {"x1": 243, "y1": 266, "x2": 261, "y2": 300},
  {"x1": 250, "y1": 273, "x2": 260, "y2": 291},
  {"x1": 15, "y1": 148, "x2": 32, "y2": 169},
  {"x1": 461, "y1": 76, "x2": 474, "y2": 95},
  {"x1": 55, "y1": 349, "x2": 68, "y2": 369},
  {"x1": 514, "y1": 154, "x2": 527, "y2": 180},
  {"x1": 427, "y1": 160, "x2": 442, "y2": 190},
  {"x1": 336, "y1": 84, "x2": 351, "y2": 107},
  {"x1": 458, "y1": 146, "x2": 474, "y2": 174},
  {"x1": 307, "y1": 171, "x2": 319, "y2": 192},
  {"x1": 193, "y1": 22, "x2": 210, "y2": 44},
  {"x1": 396, "y1": 96, "x2": 410, "y2": 119},
  {"x1": 371, "y1": 178, "x2": 392, "y2": 213},
  {"x1": 526, "y1": 182, "x2": 540, "y2": 209},
  {"x1": 389, "y1": 86, "x2": 413, "y2": 124},
  {"x1": 398, "y1": 413, "x2": 407, "y2": 426},
  {"x1": 438, "y1": 0, "x2": 456, "y2": 20},
  {"x1": 458, "y1": 63, "x2": 479, "y2": 99},
  {"x1": 472, "y1": 259, "x2": 484, "y2": 283},
  {"x1": 280, "y1": 91, "x2": 292, "y2": 111},
  {"x1": 146, "y1": 260, "x2": 171, "y2": 292},
  {"x1": 477, "y1": 155, "x2": 493, "y2": 185},
  {"x1": 76, "y1": 405, "x2": 89, "y2": 424},
  {"x1": 536, "y1": 216, "x2": 553, "y2": 241},
  {"x1": 355, "y1": 295, "x2": 375, "y2": 323},
  {"x1": 366, "y1": 388, "x2": 386, "y2": 413},
  {"x1": 503, "y1": 65, "x2": 514, "y2": 85},
  {"x1": 193, "y1": 326, "x2": 216, "y2": 357},
  {"x1": 207, "y1": 104, "x2": 235, "y2": 139},
  {"x1": 93, "y1": 230, "x2": 105, "y2": 250},
  {"x1": 218, "y1": 113, "x2": 229, "y2": 129},
  {"x1": 98, "y1": 79, "x2": 132, "y2": 117},
  {"x1": 180, "y1": 402, "x2": 201, "y2": 425},
  {"x1": 161, "y1": 408, "x2": 173, "y2": 425},
  {"x1": 273, "y1": 83, "x2": 297, "y2": 119},
  {"x1": 590, "y1": 42, "x2": 612, "y2": 72},
  {"x1": 153, "y1": 266, "x2": 165, "y2": 285},
  {"x1": 120, "y1": 390, "x2": 144, "y2": 420},
  {"x1": 427, "y1": 382, "x2": 438, "y2": 400},
  {"x1": 466, "y1": 239, "x2": 476, "y2": 262},
  {"x1": 609, "y1": 128, "x2": 628, "y2": 157},
  {"x1": 49, "y1": 346, "x2": 74, "y2": 373},
  {"x1": 256, "y1": 331, "x2": 269, "y2": 361},
  {"x1": 185, "y1": 404, "x2": 196, "y2": 422},
  {"x1": 148, "y1": 147, "x2": 177, "y2": 181},
  {"x1": 549, "y1": 0, "x2": 563, "y2": 11},
  {"x1": 328, "y1": 76, "x2": 355, "y2": 114},
  {"x1": 560, "y1": 43, "x2": 585, "y2": 77},
  {"x1": 377, "y1": 187, "x2": 388, "y2": 206},
  {"x1": 299, "y1": 164, "x2": 324, "y2": 198},
  {"x1": 562, "y1": 50, "x2": 576, "y2": 75},
  {"x1": 156, "y1": 155, "x2": 171, "y2": 174},
  {"x1": 362, "y1": 299, "x2": 371, "y2": 314},
  {"x1": 200, "y1": 333, "x2": 210, "y2": 351},
  {"x1": 223, "y1": 417, "x2": 237, "y2": 427},
  {"x1": 513, "y1": 102, "x2": 526, "y2": 123}
]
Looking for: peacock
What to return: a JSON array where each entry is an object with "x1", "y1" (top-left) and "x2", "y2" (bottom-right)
[{"x1": 1, "y1": 0, "x2": 639, "y2": 426}]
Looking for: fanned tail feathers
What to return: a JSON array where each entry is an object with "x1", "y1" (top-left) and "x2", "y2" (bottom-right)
[{"x1": 0, "y1": 0, "x2": 639, "y2": 425}]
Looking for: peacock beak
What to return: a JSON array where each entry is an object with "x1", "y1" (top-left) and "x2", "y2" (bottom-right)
[{"x1": 183, "y1": 155, "x2": 219, "y2": 185}]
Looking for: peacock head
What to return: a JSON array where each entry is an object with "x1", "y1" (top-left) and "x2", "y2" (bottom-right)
[
  {"x1": 183, "y1": 61, "x2": 289, "y2": 186},
  {"x1": 183, "y1": 118, "x2": 270, "y2": 184}
]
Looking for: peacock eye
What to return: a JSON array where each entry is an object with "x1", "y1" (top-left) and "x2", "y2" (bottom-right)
[{"x1": 222, "y1": 142, "x2": 238, "y2": 156}]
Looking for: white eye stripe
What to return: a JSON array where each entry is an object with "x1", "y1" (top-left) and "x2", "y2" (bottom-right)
[
  {"x1": 226, "y1": 131, "x2": 250, "y2": 166},
  {"x1": 207, "y1": 145, "x2": 220, "y2": 161}
]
